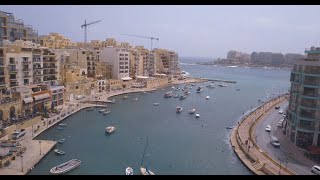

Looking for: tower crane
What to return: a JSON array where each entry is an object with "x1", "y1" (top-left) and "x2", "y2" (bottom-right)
[
  {"x1": 81, "y1": 19, "x2": 102, "y2": 43},
  {"x1": 120, "y1": 34, "x2": 159, "y2": 51}
]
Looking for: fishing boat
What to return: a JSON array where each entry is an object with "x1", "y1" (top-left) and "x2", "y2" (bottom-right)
[
  {"x1": 105, "y1": 126, "x2": 116, "y2": 134},
  {"x1": 195, "y1": 113, "x2": 200, "y2": 118},
  {"x1": 176, "y1": 106, "x2": 183, "y2": 113},
  {"x1": 125, "y1": 167, "x2": 133, "y2": 175},
  {"x1": 153, "y1": 103, "x2": 160, "y2": 106},
  {"x1": 103, "y1": 109, "x2": 111, "y2": 115},
  {"x1": 140, "y1": 137, "x2": 155, "y2": 175},
  {"x1": 54, "y1": 149, "x2": 65, "y2": 155},
  {"x1": 58, "y1": 138, "x2": 65, "y2": 144},
  {"x1": 87, "y1": 107, "x2": 94, "y2": 111},
  {"x1": 188, "y1": 109, "x2": 196, "y2": 114},
  {"x1": 50, "y1": 159, "x2": 81, "y2": 174}
]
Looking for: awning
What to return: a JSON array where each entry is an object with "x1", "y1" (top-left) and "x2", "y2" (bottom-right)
[
  {"x1": 33, "y1": 93, "x2": 51, "y2": 101},
  {"x1": 23, "y1": 97, "x2": 33, "y2": 104},
  {"x1": 121, "y1": 77, "x2": 132, "y2": 81}
]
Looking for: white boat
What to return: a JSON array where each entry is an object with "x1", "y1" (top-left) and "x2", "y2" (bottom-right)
[
  {"x1": 50, "y1": 159, "x2": 81, "y2": 174},
  {"x1": 173, "y1": 94, "x2": 179, "y2": 98},
  {"x1": 123, "y1": 95, "x2": 128, "y2": 99},
  {"x1": 59, "y1": 123, "x2": 67, "y2": 127},
  {"x1": 133, "y1": 98, "x2": 138, "y2": 101},
  {"x1": 196, "y1": 86, "x2": 203, "y2": 93},
  {"x1": 105, "y1": 126, "x2": 116, "y2": 134},
  {"x1": 126, "y1": 167, "x2": 133, "y2": 175},
  {"x1": 103, "y1": 109, "x2": 111, "y2": 115},
  {"x1": 188, "y1": 109, "x2": 196, "y2": 114},
  {"x1": 141, "y1": 167, "x2": 155, "y2": 175},
  {"x1": 206, "y1": 96, "x2": 210, "y2": 99},
  {"x1": 164, "y1": 91, "x2": 173, "y2": 98},
  {"x1": 207, "y1": 84, "x2": 215, "y2": 88},
  {"x1": 54, "y1": 149, "x2": 65, "y2": 155},
  {"x1": 58, "y1": 138, "x2": 65, "y2": 144},
  {"x1": 191, "y1": 84, "x2": 195, "y2": 86},
  {"x1": 195, "y1": 113, "x2": 200, "y2": 118},
  {"x1": 176, "y1": 106, "x2": 183, "y2": 113},
  {"x1": 153, "y1": 103, "x2": 160, "y2": 106},
  {"x1": 99, "y1": 108, "x2": 106, "y2": 113},
  {"x1": 87, "y1": 107, "x2": 94, "y2": 111}
]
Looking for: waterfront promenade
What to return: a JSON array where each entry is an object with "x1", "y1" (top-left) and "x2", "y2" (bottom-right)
[{"x1": 231, "y1": 94, "x2": 295, "y2": 175}]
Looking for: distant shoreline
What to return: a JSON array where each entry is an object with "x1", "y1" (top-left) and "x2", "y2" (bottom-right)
[{"x1": 193, "y1": 62, "x2": 292, "y2": 70}]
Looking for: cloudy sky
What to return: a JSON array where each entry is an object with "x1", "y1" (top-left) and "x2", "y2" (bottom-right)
[{"x1": 2, "y1": 5, "x2": 320, "y2": 58}]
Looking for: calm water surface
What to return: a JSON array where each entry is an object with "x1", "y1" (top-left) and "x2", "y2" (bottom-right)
[{"x1": 29, "y1": 64, "x2": 290, "y2": 175}]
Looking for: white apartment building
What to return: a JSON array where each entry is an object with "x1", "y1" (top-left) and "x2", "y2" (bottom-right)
[{"x1": 100, "y1": 47, "x2": 130, "y2": 79}]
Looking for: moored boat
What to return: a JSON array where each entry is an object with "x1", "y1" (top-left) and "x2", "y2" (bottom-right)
[
  {"x1": 54, "y1": 149, "x2": 65, "y2": 155},
  {"x1": 126, "y1": 167, "x2": 133, "y2": 175},
  {"x1": 105, "y1": 126, "x2": 116, "y2": 134},
  {"x1": 176, "y1": 106, "x2": 183, "y2": 113},
  {"x1": 188, "y1": 109, "x2": 196, "y2": 114},
  {"x1": 206, "y1": 96, "x2": 210, "y2": 100},
  {"x1": 59, "y1": 123, "x2": 67, "y2": 127},
  {"x1": 50, "y1": 159, "x2": 81, "y2": 174},
  {"x1": 99, "y1": 108, "x2": 106, "y2": 113},
  {"x1": 58, "y1": 138, "x2": 65, "y2": 144},
  {"x1": 196, "y1": 86, "x2": 203, "y2": 93},
  {"x1": 164, "y1": 91, "x2": 173, "y2": 98},
  {"x1": 195, "y1": 113, "x2": 200, "y2": 118},
  {"x1": 140, "y1": 167, "x2": 155, "y2": 175},
  {"x1": 153, "y1": 103, "x2": 160, "y2": 106},
  {"x1": 103, "y1": 109, "x2": 111, "y2": 115}
]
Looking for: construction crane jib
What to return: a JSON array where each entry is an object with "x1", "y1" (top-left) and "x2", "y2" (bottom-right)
[
  {"x1": 81, "y1": 19, "x2": 102, "y2": 43},
  {"x1": 120, "y1": 34, "x2": 159, "y2": 51}
]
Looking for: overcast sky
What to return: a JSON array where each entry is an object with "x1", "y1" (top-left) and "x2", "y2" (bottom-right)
[{"x1": 2, "y1": 5, "x2": 320, "y2": 58}]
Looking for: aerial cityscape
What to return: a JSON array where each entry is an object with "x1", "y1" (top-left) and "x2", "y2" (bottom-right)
[{"x1": 0, "y1": 5, "x2": 319, "y2": 175}]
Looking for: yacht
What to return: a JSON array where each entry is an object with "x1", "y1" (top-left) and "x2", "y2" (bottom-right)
[
  {"x1": 176, "y1": 106, "x2": 183, "y2": 113},
  {"x1": 126, "y1": 167, "x2": 133, "y2": 175},
  {"x1": 54, "y1": 149, "x2": 65, "y2": 155},
  {"x1": 105, "y1": 126, "x2": 116, "y2": 134},
  {"x1": 195, "y1": 113, "x2": 200, "y2": 118},
  {"x1": 50, "y1": 159, "x2": 81, "y2": 174}
]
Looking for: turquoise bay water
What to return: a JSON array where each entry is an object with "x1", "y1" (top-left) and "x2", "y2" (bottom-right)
[{"x1": 29, "y1": 64, "x2": 290, "y2": 175}]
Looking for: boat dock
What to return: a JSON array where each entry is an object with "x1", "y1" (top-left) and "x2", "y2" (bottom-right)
[{"x1": 200, "y1": 78, "x2": 237, "y2": 83}]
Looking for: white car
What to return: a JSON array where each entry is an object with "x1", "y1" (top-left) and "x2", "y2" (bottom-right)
[
  {"x1": 279, "y1": 118, "x2": 284, "y2": 123},
  {"x1": 278, "y1": 109, "x2": 284, "y2": 114},
  {"x1": 265, "y1": 125, "x2": 272, "y2": 132},
  {"x1": 277, "y1": 122, "x2": 283, "y2": 128},
  {"x1": 283, "y1": 114, "x2": 286, "y2": 117},
  {"x1": 311, "y1": 165, "x2": 320, "y2": 175}
]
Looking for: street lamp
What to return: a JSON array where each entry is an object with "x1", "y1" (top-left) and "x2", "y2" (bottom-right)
[{"x1": 39, "y1": 140, "x2": 41, "y2": 155}]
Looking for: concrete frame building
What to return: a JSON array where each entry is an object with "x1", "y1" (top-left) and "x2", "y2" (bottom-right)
[{"x1": 286, "y1": 46, "x2": 320, "y2": 150}]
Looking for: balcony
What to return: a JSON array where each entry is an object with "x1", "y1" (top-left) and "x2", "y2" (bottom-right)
[
  {"x1": 10, "y1": 82, "x2": 19, "y2": 87},
  {"x1": 22, "y1": 68, "x2": 30, "y2": 71},
  {"x1": 43, "y1": 71, "x2": 57, "y2": 75},
  {"x1": 9, "y1": 69, "x2": 18, "y2": 74},
  {"x1": 23, "y1": 74, "x2": 31, "y2": 78},
  {"x1": 44, "y1": 77, "x2": 57, "y2": 81},
  {"x1": 33, "y1": 73, "x2": 43, "y2": 77},
  {"x1": 0, "y1": 83, "x2": 5, "y2": 87},
  {"x1": 304, "y1": 68, "x2": 320, "y2": 74},
  {"x1": 42, "y1": 58, "x2": 57, "y2": 62},
  {"x1": 33, "y1": 66, "x2": 42, "y2": 69},
  {"x1": 0, "y1": 71, "x2": 4, "y2": 77},
  {"x1": 298, "y1": 123, "x2": 315, "y2": 131},
  {"x1": 43, "y1": 66, "x2": 57, "y2": 69},
  {"x1": 305, "y1": 48, "x2": 320, "y2": 54},
  {"x1": 22, "y1": 61, "x2": 30, "y2": 64}
]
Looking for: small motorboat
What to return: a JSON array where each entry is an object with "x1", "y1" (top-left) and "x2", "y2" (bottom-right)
[
  {"x1": 179, "y1": 95, "x2": 187, "y2": 100},
  {"x1": 87, "y1": 107, "x2": 94, "y2": 111},
  {"x1": 50, "y1": 159, "x2": 81, "y2": 174},
  {"x1": 226, "y1": 126, "x2": 234, "y2": 129},
  {"x1": 57, "y1": 127, "x2": 64, "y2": 130},
  {"x1": 99, "y1": 108, "x2": 106, "y2": 113},
  {"x1": 184, "y1": 91, "x2": 191, "y2": 95},
  {"x1": 188, "y1": 109, "x2": 196, "y2": 114},
  {"x1": 195, "y1": 113, "x2": 200, "y2": 118},
  {"x1": 103, "y1": 109, "x2": 111, "y2": 115},
  {"x1": 206, "y1": 96, "x2": 210, "y2": 100},
  {"x1": 173, "y1": 94, "x2": 179, "y2": 98},
  {"x1": 153, "y1": 103, "x2": 160, "y2": 106},
  {"x1": 196, "y1": 86, "x2": 203, "y2": 93},
  {"x1": 58, "y1": 138, "x2": 65, "y2": 144},
  {"x1": 176, "y1": 106, "x2": 183, "y2": 113},
  {"x1": 123, "y1": 95, "x2": 128, "y2": 99},
  {"x1": 126, "y1": 167, "x2": 133, "y2": 175},
  {"x1": 59, "y1": 123, "x2": 67, "y2": 127},
  {"x1": 54, "y1": 149, "x2": 65, "y2": 155},
  {"x1": 105, "y1": 126, "x2": 116, "y2": 134}
]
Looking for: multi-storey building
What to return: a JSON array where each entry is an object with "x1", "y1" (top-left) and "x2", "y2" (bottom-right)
[
  {"x1": 152, "y1": 48, "x2": 179, "y2": 75},
  {"x1": 286, "y1": 46, "x2": 320, "y2": 150},
  {"x1": 135, "y1": 46, "x2": 151, "y2": 77},
  {"x1": 284, "y1": 53, "x2": 305, "y2": 65},
  {"x1": 100, "y1": 47, "x2": 130, "y2": 79},
  {"x1": 42, "y1": 49, "x2": 59, "y2": 85},
  {"x1": 0, "y1": 11, "x2": 38, "y2": 43},
  {"x1": 39, "y1": 33, "x2": 76, "y2": 49},
  {"x1": 0, "y1": 46, "x2": 7, "y2": 91}
]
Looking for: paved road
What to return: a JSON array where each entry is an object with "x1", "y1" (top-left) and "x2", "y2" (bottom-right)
[{"x1": 254, "y1": 101, "x2": 313, "y2": 175}]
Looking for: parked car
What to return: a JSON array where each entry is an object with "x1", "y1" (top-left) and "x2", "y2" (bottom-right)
[
  {"x1": 270, "y1": 136, "x2": 280, "y2": 148},
  {"x1": 265, "y1": 125, "x2": 272, "y2": 132},
  {"x1": 311, "y1": 165, "x2": 320, "y2": 175},
  {"x1": 275, "y1": 106, "x2": 280, "y2": 109},
  {"x1": 278, "y1": 109, "x2": 284, "y2": 114},
  {"x1": 277, "y1": 122, "x2": 283, "y2": 128}
]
